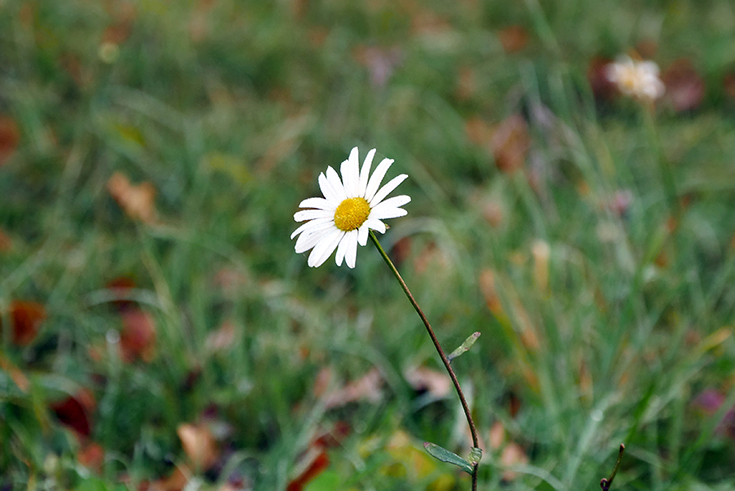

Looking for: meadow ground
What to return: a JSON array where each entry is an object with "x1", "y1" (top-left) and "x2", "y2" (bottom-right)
[{"x1": 2, "y1": 1, "x2": 735, "y2": 490}]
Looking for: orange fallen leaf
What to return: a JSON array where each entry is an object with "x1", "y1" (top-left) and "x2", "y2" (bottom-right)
[
  {"x1": 0, "y1": 115, "x2": 20, "y2": 166},
  {"x1": 0, "y1": 228, "x2": 11, "y2": 251},
  {"x1": 78, "y1": 441, "x2": 105, "y2": 473},
  {"x1": 107, "y1": 172, "x2": 158, "y2": 224},
  {"x1": 177, "y1": 423, "x2": 219, "y2": 471},
  {"x1": 146, "y1": 465, "x2": 191, "y2": 491},
  {"x1": 489, "y1": 114, "x2": 529, "y2": 174},
  {"x1": 119, "y1": 308, "x2": 156, "y2": 363},
  {"x1": 498, "y1": 25, "x2": 529, "y2": 53}
]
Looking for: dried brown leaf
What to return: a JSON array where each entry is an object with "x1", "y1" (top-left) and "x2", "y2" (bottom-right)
[
  {"x1": 403, "y1": 366, "x2": 451, "y2": 398},
  {"x1": 2, "y1": 300, "x2": 46, "y2": 346},
  {"x1": 498, "y1": 25, "x2": 529, "y2": 53},
  {"x1": 489, "y1": 114, "x2": 529, "y2": 174},
  {"x1": 323, "y1": 368, "x2": 383, "y2": 409},
  {"x1": 107, "y1": 172, "x2": 158, "y2": 224},
  {"x1": 177, "y1": 423, "x2": 219, "y2": 471},
  {"x1": 0, "y1": 115, "x2": 20, "y2": 166}
]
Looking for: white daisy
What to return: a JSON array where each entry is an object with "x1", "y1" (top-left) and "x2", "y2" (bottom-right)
[
  {"x1": 292, "y1": 147, "x2": 411, "y2": 268},
  {"x1": 606, "y1": 55, "x2": 665, "y2": 101}
]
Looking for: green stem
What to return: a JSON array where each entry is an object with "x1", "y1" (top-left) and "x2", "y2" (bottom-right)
[{"x1": 369, "y1": 231, "x2": 480, "y2": 490}]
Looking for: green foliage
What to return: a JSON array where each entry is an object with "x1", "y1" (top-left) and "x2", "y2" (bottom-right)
[{"x1": 1, "y1": 0, "x2": 735, "y2": 490}]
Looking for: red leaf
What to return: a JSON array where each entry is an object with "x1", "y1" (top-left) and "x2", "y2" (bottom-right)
[
  {"x1": 0, "y1": 115, "x2": 20, "y2": 166},
  {"x1": 51, "y1": 390, "x2": 96, "y2": 438},
  {"x1": 106, "y1": 276, "x2": 137, "y2": 311},
  {"x1": 587, "y1": 56, "x2": 617, "y2": 101},
  {"x1": 119, "y1": 309, "x2": 156, "y2": 363},
  {"x1": 662, "y1": 58, "x2": 705, "y2": 112},
  {"x1": 286, "y1": 452, "x2": 329, "y2": 491},
  {"x1": 1, "y1": 300, "x2": 47, "y2": 346}
]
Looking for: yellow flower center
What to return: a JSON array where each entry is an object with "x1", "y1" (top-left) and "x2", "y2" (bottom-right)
[{"x1": 334, "y1": 197, "x2": 370, "y2": 231}]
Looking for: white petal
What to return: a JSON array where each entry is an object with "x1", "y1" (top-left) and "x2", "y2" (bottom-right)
[
  {"x1": 308, "y1": 228, "x2": 344, "y2": 267},
  {"x1": 326, "y1": 166, "x2": 347, "y2": 202},
  {"x1": 357, "y1": 224, "x2": 369, "y2": 246},
  {"x1": 291, "y1": 217, "x2": 333, "y2": 240},
  {"x1": 364, "y1": 158, "x2": 393, "y2": 202},
  {"x1": 335, "y1": 231, "x2": 350, "y2": 266},
  {"x1": 294, "y1": 209, "x2": 334, "y2": 222},
  {"x1": 295, "y1": 227, "x2": 332, "y2": 253},
  {"x1": 299, "y1": 197, "x2": 334, "y2": 210},
  {"x1": 370, "y1": 196, "x2": 410, "y2": 220},
  {"x1": 345, "y1": 231, "x2": 359, "y2": 268},
  {"x1": 341, "y1": 147, "x2": 360, "y2": 198},
  {"x1": 318, "y1": 172, "x2": 340, "y2": 203},
  {"x1": 364, "y1": 217, "x2": 386, "y2": 234},
  {"x1": 368, "y1": 173, "x2": 408, "y2": 206},
  {"x1": 358, "y1": 149, "x2": 376, "y2": 197}
]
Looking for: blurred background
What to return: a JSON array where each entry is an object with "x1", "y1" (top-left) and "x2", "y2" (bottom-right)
[{"x1": 2, "y1": 0, "x2": 735, "y2": 490}]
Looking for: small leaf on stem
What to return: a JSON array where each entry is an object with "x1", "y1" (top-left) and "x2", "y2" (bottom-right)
[
  {"x1": 448, "y1": 332, "x2": 481, "y2": 362},
  {"x1": 423, "y1": 442, "x2": 474, "y2": 474},
  {"x1": 468, "y1": 447, "x2": 483, "y2": 465}
]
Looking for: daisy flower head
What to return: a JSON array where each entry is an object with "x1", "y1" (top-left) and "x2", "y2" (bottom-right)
[
  {"x1": 606, "y1": 55, "x2": 665, "y2": 101},
  {"x1": 292, "y1": 147, "x2": 411, "y2": 269}
]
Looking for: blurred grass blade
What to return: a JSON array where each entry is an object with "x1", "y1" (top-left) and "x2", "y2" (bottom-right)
[
  {"x1": 448, "y1": 332, "x2": 481, "y2": 362},
  {"x1": 423, "y1": 442, "x2": 474, "y2": 474}
]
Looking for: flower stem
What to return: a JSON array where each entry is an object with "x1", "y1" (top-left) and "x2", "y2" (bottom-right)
[{"x1": 369, "y1": 231, "x2": 480, "y2": 490}]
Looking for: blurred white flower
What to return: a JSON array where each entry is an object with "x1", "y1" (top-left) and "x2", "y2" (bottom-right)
[
  {"x1": 606, "y1": 55, "x2": 664, "y2": 101},
  {"x1": 292, "y1": 147, "x2": 410, "y2": 268}
]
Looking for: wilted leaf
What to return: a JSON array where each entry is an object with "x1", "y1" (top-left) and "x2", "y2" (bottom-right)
[
  {"x1": 2, "y1": 300, "x2": 47, "y2": 346},
  {"x1": 323, "y1": 367, "x2": 383, "y2": 409},
  {"x1": 50, "y1": 389, "x2": 96, "y2": 438},
  {"x1": 0, "y1": 115, "x2": 20, "y2": 166},
  {"x1": 404, "y1": 366, "x2": 451, "y2": 398},
  {"x1": 497, "y1": 25, "x2": 529, "y2": 53},
  {"x1": 500, "y1": 442, "x2": 529, "y2": 480},
  {"x1": 177, "y1": 423, "x2": 219, "y2": 471},
  {"x1": 423, "y1": 442, "x2": 474, "y2": 474},
  {"x1": 662, "y1": 58, "x2": 705, "y2": 112},
  {"x1": 489, "y1": 114, "x2": 529, "y2": 174},
  {"x1": 106, "y1": 172, "x2": 158, "y2": 224},
  {"x1": 479, "y1": 269, "x2": 504, "y2": 317},
  {"x1": 119, "y1": 308, "x2": 156, "y2": 363}
]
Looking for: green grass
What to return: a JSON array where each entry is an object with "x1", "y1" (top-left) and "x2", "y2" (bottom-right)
[{"x1": 2, "y1": 0, "x2": 735, "y2": 489}]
